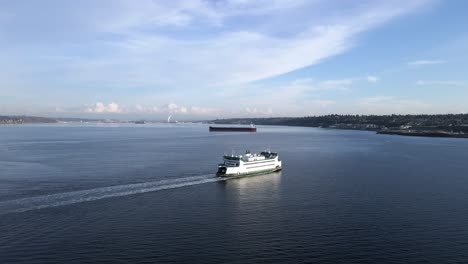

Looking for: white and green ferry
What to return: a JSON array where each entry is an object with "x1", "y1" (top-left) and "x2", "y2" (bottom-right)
[{"x1": 216, "y1": 151, "x2": 282, "y2": 177}]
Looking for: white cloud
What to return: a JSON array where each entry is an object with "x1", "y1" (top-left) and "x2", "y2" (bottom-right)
[
  {"x1": 179, "y1": 106, "x2": 188, "y2": 113},
  {"x1": 164, "y1": 103, "x2": 181, "y2": 113},
  {"x1": 408, "y1": 60, "x2": 446, "y2": 66},
  {"x1": 367, "y1": 76, "x2": 379, "y2": 83},
  {"x1": 86, "y1": 102, "x2": 122, "y2": 113},
  {"x1": 160, "y1": 103, "x2": 193, "y2": 114},
  {"x1": 84, "y1": 102, "x2": 220, "y2": 116}
]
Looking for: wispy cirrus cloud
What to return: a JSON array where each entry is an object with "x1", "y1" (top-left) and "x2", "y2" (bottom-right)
[
  {"x1": 416, "y1": 80, "x2": 467, "y2": 86},
  {"x1": 290, "y1": 78, "x2": 353, "y2": 91},
  {"x1": 321, "y1": 79, "x2": 353, "y2": 88},
  {"x1": 89, "y1": 0, "x2": 435, "y2": 87},
  {"x1": 408, "y1": 60, "x2": 446, "y2": 66},
  {"x1": 1, "y1": 0, "x2": 434, "y2": 87},
  {"x1": 92, "y1": 0, "x2": 309, "y2": 32},
  {"x1": 0, "y1": 0, "x2": 439, "y2": 117}
]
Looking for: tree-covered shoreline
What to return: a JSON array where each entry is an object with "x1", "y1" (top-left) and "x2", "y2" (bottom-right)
[{"x1": 211, "y1": 114, "x2": 468, "y2": 137}]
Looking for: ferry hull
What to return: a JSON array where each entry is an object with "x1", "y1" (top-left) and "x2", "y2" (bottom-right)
[{"x1": 217, "y1": 166, "x2": 282, "y2": 178}]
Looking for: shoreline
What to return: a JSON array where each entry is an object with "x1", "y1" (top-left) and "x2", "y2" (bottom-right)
[{"x1": 377, "y1": 130, "x2": 468, "y2": 138}]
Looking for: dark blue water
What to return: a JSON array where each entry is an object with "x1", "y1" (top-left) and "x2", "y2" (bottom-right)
[{"x1": 1, "y1": 123, "x2": 468, "y2": 263}]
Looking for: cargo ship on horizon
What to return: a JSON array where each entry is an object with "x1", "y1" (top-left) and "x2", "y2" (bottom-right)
[{"x1": 209, "y1": 124, "x2": 256, "y2": 132}]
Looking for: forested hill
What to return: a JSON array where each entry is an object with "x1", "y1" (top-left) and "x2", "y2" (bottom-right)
[{"x1": 211, "y1": 114, "x2": 468, "y2": 133}]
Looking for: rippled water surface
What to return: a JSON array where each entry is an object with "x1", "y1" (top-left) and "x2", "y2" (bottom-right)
[{"x1": 1, "y1": 123, "x2": 468, "y2": 263}]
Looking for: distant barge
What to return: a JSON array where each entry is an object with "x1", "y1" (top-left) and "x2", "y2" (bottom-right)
[{"x1": 209, "y1": 125, "x2": 256, "y2": 132}]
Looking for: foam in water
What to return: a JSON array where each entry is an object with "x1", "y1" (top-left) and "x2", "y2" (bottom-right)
[{"x1": 0, "y1": 174, "x2": 222, "y2": 215}]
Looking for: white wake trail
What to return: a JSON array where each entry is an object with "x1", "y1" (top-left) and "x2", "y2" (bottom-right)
[{"x1": 0, "y1": 174, "x2": 223, "y2": 215}]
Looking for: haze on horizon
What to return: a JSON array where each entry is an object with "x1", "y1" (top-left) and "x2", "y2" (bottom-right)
[{"x1": 1, "y1": 0, "x2": 467, "y2": 120}]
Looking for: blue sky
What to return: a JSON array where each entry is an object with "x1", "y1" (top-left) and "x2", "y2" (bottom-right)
[{"x1": 1, "y1": 0, "x2": 467, "y2": 119}]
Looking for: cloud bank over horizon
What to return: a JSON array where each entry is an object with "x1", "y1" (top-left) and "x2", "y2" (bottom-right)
[{"x1": 1, "y1": 0, "x2": 468, "y2": 118}]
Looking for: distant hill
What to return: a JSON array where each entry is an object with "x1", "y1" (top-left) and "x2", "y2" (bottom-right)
[
  {"x1": 54, "y1": 117, "x2": 104, "y2": 122},
  {"x1": 0, "y1": 115, "x2": 57, "y2": 124},
  {"x1": 0, "y1": 115, "x2": 110, "y2": 124},
  {"x1": 211, "y1": 114, "x2": 468, "y2": 136}
]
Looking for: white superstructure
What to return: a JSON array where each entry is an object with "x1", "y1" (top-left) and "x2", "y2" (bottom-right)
[{"x1": 216, "y1": 150, "x2": 282, "y2": 177}]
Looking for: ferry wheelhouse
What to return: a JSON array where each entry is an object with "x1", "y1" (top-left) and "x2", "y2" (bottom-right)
[{"x1": 216, "y1": 151, "x2": 282, "y2": 177}]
